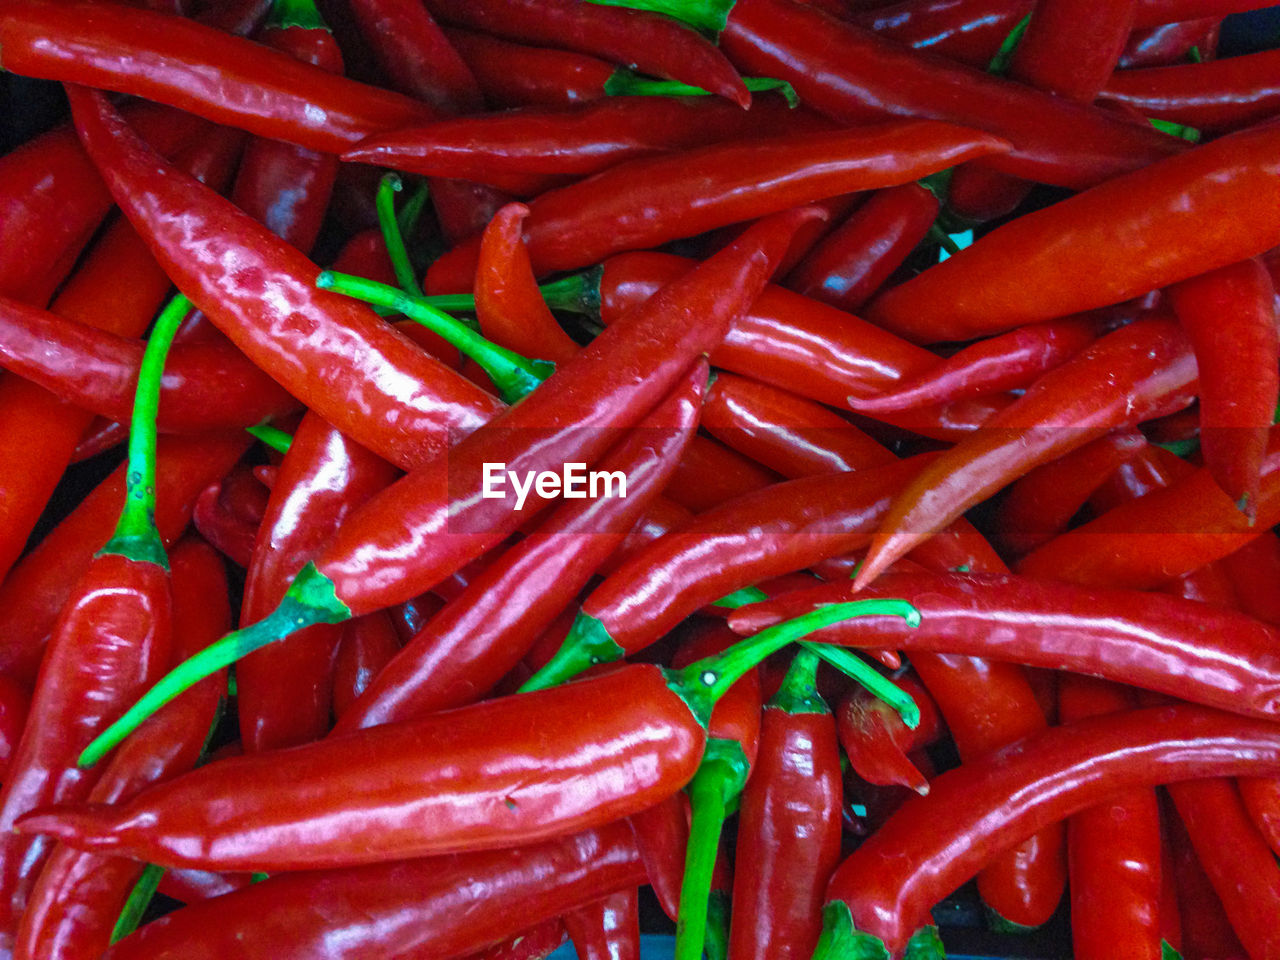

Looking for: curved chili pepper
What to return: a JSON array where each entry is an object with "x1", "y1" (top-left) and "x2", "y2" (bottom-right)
[
  {"x1": 12, "y1": 536, "x2": 229, "y2": 960},
  {"x1": 1168, "y1": 778, "x2": 1280, "y2": 959},
  {"x1": 1168, "y1": 258, "x2": 1278, "y2": 517},
  {"x1": 1164, "y1": 796, "x2": 1247, "y2": 960},
  {"x1": 564, "y1": 889, "x2": 639, "y2": 960},
  {"x1": 330, "y1": 362, "x2": 703, "y2": 732},
  {"x1": 851, "y1": 0, "x2": 1029, "y2": 69},
  {"x1": 994, "y1": 429, "x2": 1149, "y2": 556},
  {"x1": 237, "y1": 412, "x2": 399, "y2": 752},
  {"x1": 1086, "y1": 442, "x2": 1193, "y2": 513},
  {"x1": 443, "y1": 28, "x2": 618, "y2": 109},
  {"x1": 68, "y1": 86, "x2": 502, "y2": 471},
  {"x1": 423, "y1": 0, "x2": 750, "y2": 108},
  {"x1": 1118, "y1": 16, "x2": 1219, "y2": 67},
  {"x1": 192, "y1": 467, "x2": 272, "y2": 568},
  {"x1": 345, "y1": 0, "x2": 480, "y2": 112},
  {"x1": 782, "y1": 182, "x2": 939, "y2": 313},
  {"x1": 702, "y1": 374, "x2": 896, "y2": 478},
  {"x1": 815, "y1": 704, "x2": 1280, "y2": 958},
  {"x1": 714, "y1": 0, "x2": 1185, "y2": 190},
  {"x1": 331, "y1": 612, "x2": 401, "y2": 720},
  {"x1": 345, "y1": 96, "x2": 832, "y2": 181},
  {"x1": 425, "y1": 122, "x2": 1008, "y2": 291},
  {"x1": 730, "y1": 570, "x2": 1280, "y2": 719},
  {"x1": 0, "y1": 432, "x2": 251, "y2": 687},
  {"x1": 0, "y1": 298, "x2": 301, "y2": 433},
  {"x1": 0, "y1": 292, "x2": 192, "y2": 946},
  {"x1": 0, "y1": 127, "x2": 240, "y2": 588},
  {"x1": 1019, "y1": 426, "x2": 1280, "y2": 589},
  {"x1": 836, "y1": 671, "x2": 941, "y2": 794},
  {"x1": 853, "y1": 314, "x2": 1198, "y2": 588},
  {"x1": 850, "y1": 316, "x2": 1101, "y2": 414},
  {"x1": 27, "y1": 602, "x2": 912, "y2": 871},
  {"x1": 868, "y1": 121, "x2": 1280, "y2": 343},
  {"x1": 1058, "y1": 676, "x2": 1163, "y2": 960},
  {"x1": 1107, "y1": 49, "x2": 1280, "y2": 135},
  {"x1": 0, "y1": 0, "x2": 439, "y2": 154},
  {"x1": 628, "y1": 793, "x2": 689, "y2": 923},
  {"x1": 730, "y1": 649, "x2": 841, "y2": 960},
  {"x1": 521, "y1": 455, "x2": 927, "y2": 690},
  {"x1": 575, "y1": 250, "x2": 1009, "y2": 442},
  {"x1": 664, "y1": 436, "x2": 780, "y2": 514},
  {"x1": 1011, "y1": 0, "x2": 1135, "y2": 100}
]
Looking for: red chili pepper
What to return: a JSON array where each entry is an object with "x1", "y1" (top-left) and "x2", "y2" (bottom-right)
[
  {"x1": 68, "y1": 86, "x2": 501, "y2": 471},
  {"x1": 816, "y1": 705, "x2": 1280, "y2": 958},
  {"x1": 1108, "y1": 49, "x2": 1280, "y2": 135},
  {"x1": 423, "y1": 0, "x2": 751, "y2": 108},
  {"x1": 1168, "y1": 778, "x2": 1280, "y2": 959},
  {"x1": 1131, "y1": 0, "x2": 1266, "y2": 26},
  {"x1": 154, "y1": 869, "x2": 256, "y2": 905},
  {"x1": 465, "y1": 919, "x2": 568, "y2": 960},
  {"x1": 192, "y1": 467, "x2": 273, "y2": 567},
  {"x1": 425, "y1": 123, "x2": 1008, "y2": 291},
  {"x1": 237, "y1": 412, "x2": 399, "y2": 752},
  {"x1": 0, "y1": 0, "x2": 439, "y2": 154},
  {"x1": 851, "y1": 0, "x2": 1029, "y2": 69},
  {"x1": 1221, "y1": 532, "x2": 1280, "y2": 627},
  {"x1": 702, "y1": 373, "x2": 896, "y2": 479},
  {"x1": 331, "y1": 612, "x2": 402, "y2": 720},
  {"x1": 12, "y1": 536, "x2": 229, "y2": 960},
  {"x1": 836, "y1": 671, "x2": 942, "y2": 794},
  {"x1": 0, "y1": 433, "x2": 251, "y2": 687},
  {"x1": 443, "y1": 28, "x2": 618, "y2": 109},
  {"x1": 628, "y1": 793, "x2": 689, "y2": 922},
  {"x1": 663, "y1": 435, "x2": 781, "y2": 514},
  {"x1": 782, "y1": 182, "x2": 939, "y2": 313},
  {"x1": 1118, "y1": 16, "x2": 1220, "y2": 66},
  {"x1": 1012, "y1": 0, "x2": 1136, "y2": 100},
  {"x1": 730, "y1": 570, "x2": 1280, "y2": 719},
  {"x1": 854, "y1": 314, "x2": 1198, "y2": 587},
  {"x1": 730, "y1": 649, "x2": 842, "y2": 960},
  {"x1": 868, "y1": 121, "x2": 1280, "y2": 343},
  {"x1": 99, "y1": 821, "x2": 644, "y2": 960},
  {"x1": 330, "y1": 363, "x2": 703, "y2": 732},
  {"x1": 346, "y1": 96, "x2": 832, "y2": 183},
  {"x1": 1168, "y1": 258, "x2": 1278, "y2": 517},
  {"x1": 1164, "y1": 794, "x2": 1248, "y2": 960},
  {"x1": 994, "y1": 429, "x2": 1149, "y2": 556},
  {"x1": 564, "y1": 889, "x2": 639, "y2": 960},
  {"x1": 850, "y1": 315, "x2": 1101, "y2": 415},
  {"x1": 1059, "y1": 676, "x2": 1163, "y2": 960},
  {"x1": 0, "y1": 676, "x2": 29, "y2": 784},
  {"x1": 1020, "y1": 426, "x2": 1280, "y2": 589},
  {"x1": 1086, "y1": 441, "x2": 1193, "y2": 513}
]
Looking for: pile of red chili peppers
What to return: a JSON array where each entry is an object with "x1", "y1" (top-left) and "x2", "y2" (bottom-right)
[{"x1": 4, "y1": 0, "x2": 1280, "y2": 957}]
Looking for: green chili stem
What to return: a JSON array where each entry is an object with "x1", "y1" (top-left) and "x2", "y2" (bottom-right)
[
  {"x1": 927, "y1": 224, "x2": 962, "y2": 257},
  {"x1": 101, "y1": 293, "x2": 192, "y2": 568},
  {"x1": 675, "y1": 745, "x2": 745, "y2": 960},
  {"x1": 268, "y1": 0, "x2": 328, "y2": 30},
  {"x1": 580, "y1": 0, "x2": 734, "y2": 35},
  {"x1": 704, "y1": 890, "x2": 730, "y2": 960},
  {"x1": 396, "y1": 179, "x2": 430, "y2": 242},
  {"x1": 80, "y1": 563, "x2": 350, "y2": 768},
  {"x1": 411, "y1": 270, "x2": 601, "y2": 318},
  {"x1": 811, "y1": 902, "x2": 892, "y2": 960},
  {"x1": 769, "y1": 647, "x2": 827, "y2": 715},
  {"x1": 517, "y1": 611, "x2": 624, "y2": 692},
  {"x1": 316, "y1": 271, "x2": 554, "y2": 403},
  {"x1": 670, "y1": 599, "x2": 919, "y2": 726},
  {"x1": 111, "y1": 864, "x2": 165, "y2": 943},
  {"x1": 604, "y1": 70, "x2": 798, "y2": 107},
  {"x1": 375, "y1": 174, "x2": 422, "y2": 296},
  {"x1": 802, "y1": 641, "x2": 919, "y2": 729},
  {"x1": 711, "y1": 585, "x2": 770, "y2": 609},
  {"x1": 246, "y1": 421, "x2": 293, "y2": 454},
  {"x1": 987, "y1": 12, "x2": 1031, "y2": 75}
]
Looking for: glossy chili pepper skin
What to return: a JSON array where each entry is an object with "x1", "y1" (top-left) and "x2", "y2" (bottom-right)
[
  {"x1": 664, "y1": 435, "x2": 780, "y2": 514},
  {"x1": 68, "y1": 87, "x2": 502, "y2": 471},
  {"x1": 854, "y1": 314, "x2": 1198, "y2": 587},
  {"x1": 1119, "y1": 16, "x2": 1219, "y2": 67},
  {"x1": 192, "y1": 467, "x2": 272, "y2": 568},
  {"x1": 731, "y1": 570, "x2": 1280, "y2": 719},
  {"x1": 823, "y1": 705, "x2": 1280, "y2": 957},
  {"x1": 851, "y1": 0, "x2": 1029, "y2": 68},
  {"x1": 317, "y1": 210, "x2": 814, "y2": 617},
  {"x1": 0, "y1": 1, "x2": 438, "y2": 154},
  {"x1": 592, "y1": 252, "x2": 1006, "y2": 442},
  {"x1": 331, "y1": 613, "x2": 401, "y2": 720},
  {"x1": 331, "y1": 364, "x2": 703, "y2": 731},
  {"x1": 1168, "y1": 778, "x2": 1280, "y2": 959},
  {"x1": 0, "y1": 296, "x2": 300, "y2": 433},
  {"x1": 423, "y1": 0, "x2": 749, "y2": 107},
  {"x1": 425, "y1": 123, "x2": 1008, "y2": 289},
  {"x1": 1011, "y1": 0, "x2": 1135, "y2": 101},
  {"x1": 1167, "y1": 258, "x2": 1278, "y2": 517},
  {"x1": 0, "y1": 677, "x2": 29, "y2": 784},
  {"x1": 465, "y1": 918, "x2": 567, "y2": 960},
  {"x1": 1019, "y1": 427, "x2": 1280, "y2": 589},
  {"x1": 13, "y1": 537, "x2": 229, "y2": 960},
  {"x1": 21, "y1": 665, "x2": 704, "y2": 872},
  {"x1": 238, "y1": 413, "x2": 400, "y2": 752},
  {"x1": 564, "y1": 889, "x2": 639, "y2": 960},
  {"x1": 443, "y1": 28, "x2": 617, "y2": 109},
  {"x1": 155, "y1": 869, "x2": 255, "y2": 905},
  {"x1": 730, "y1": 655, "x2": 841, "y2": 960},
  {"x1": 837, "y1": 673, "x2": 941, "y2": 793},
  {"x1": 782, "y1": 182, "x2": 939, "y2": 313},
  {"x1": 1105, "y1": 48, "x2": 1280, "y2": 133},
  {"x1": 0, "y1": 433, "x2": 250, "y2": 687},
  {"x1": 719, "y1": 0, "x2": 1184, "y2": 191},
  {"x1": 869, "y1": 122, "x2": 1280, "y2": 344},
  {"x1": 346, "y1": 97, "x2": 832, "y2": 181}
]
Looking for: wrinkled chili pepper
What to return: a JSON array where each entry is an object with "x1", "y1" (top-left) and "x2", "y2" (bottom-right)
[
  {"x1": 815, "y1": 704, "x2": 1280, "y2": 958},
  {"x1": 12, "y1": 536, "x2": 229, "y2": 960},
  {"x1": 424, "y1": 122, "x2": 1009, "y2": 291}
]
